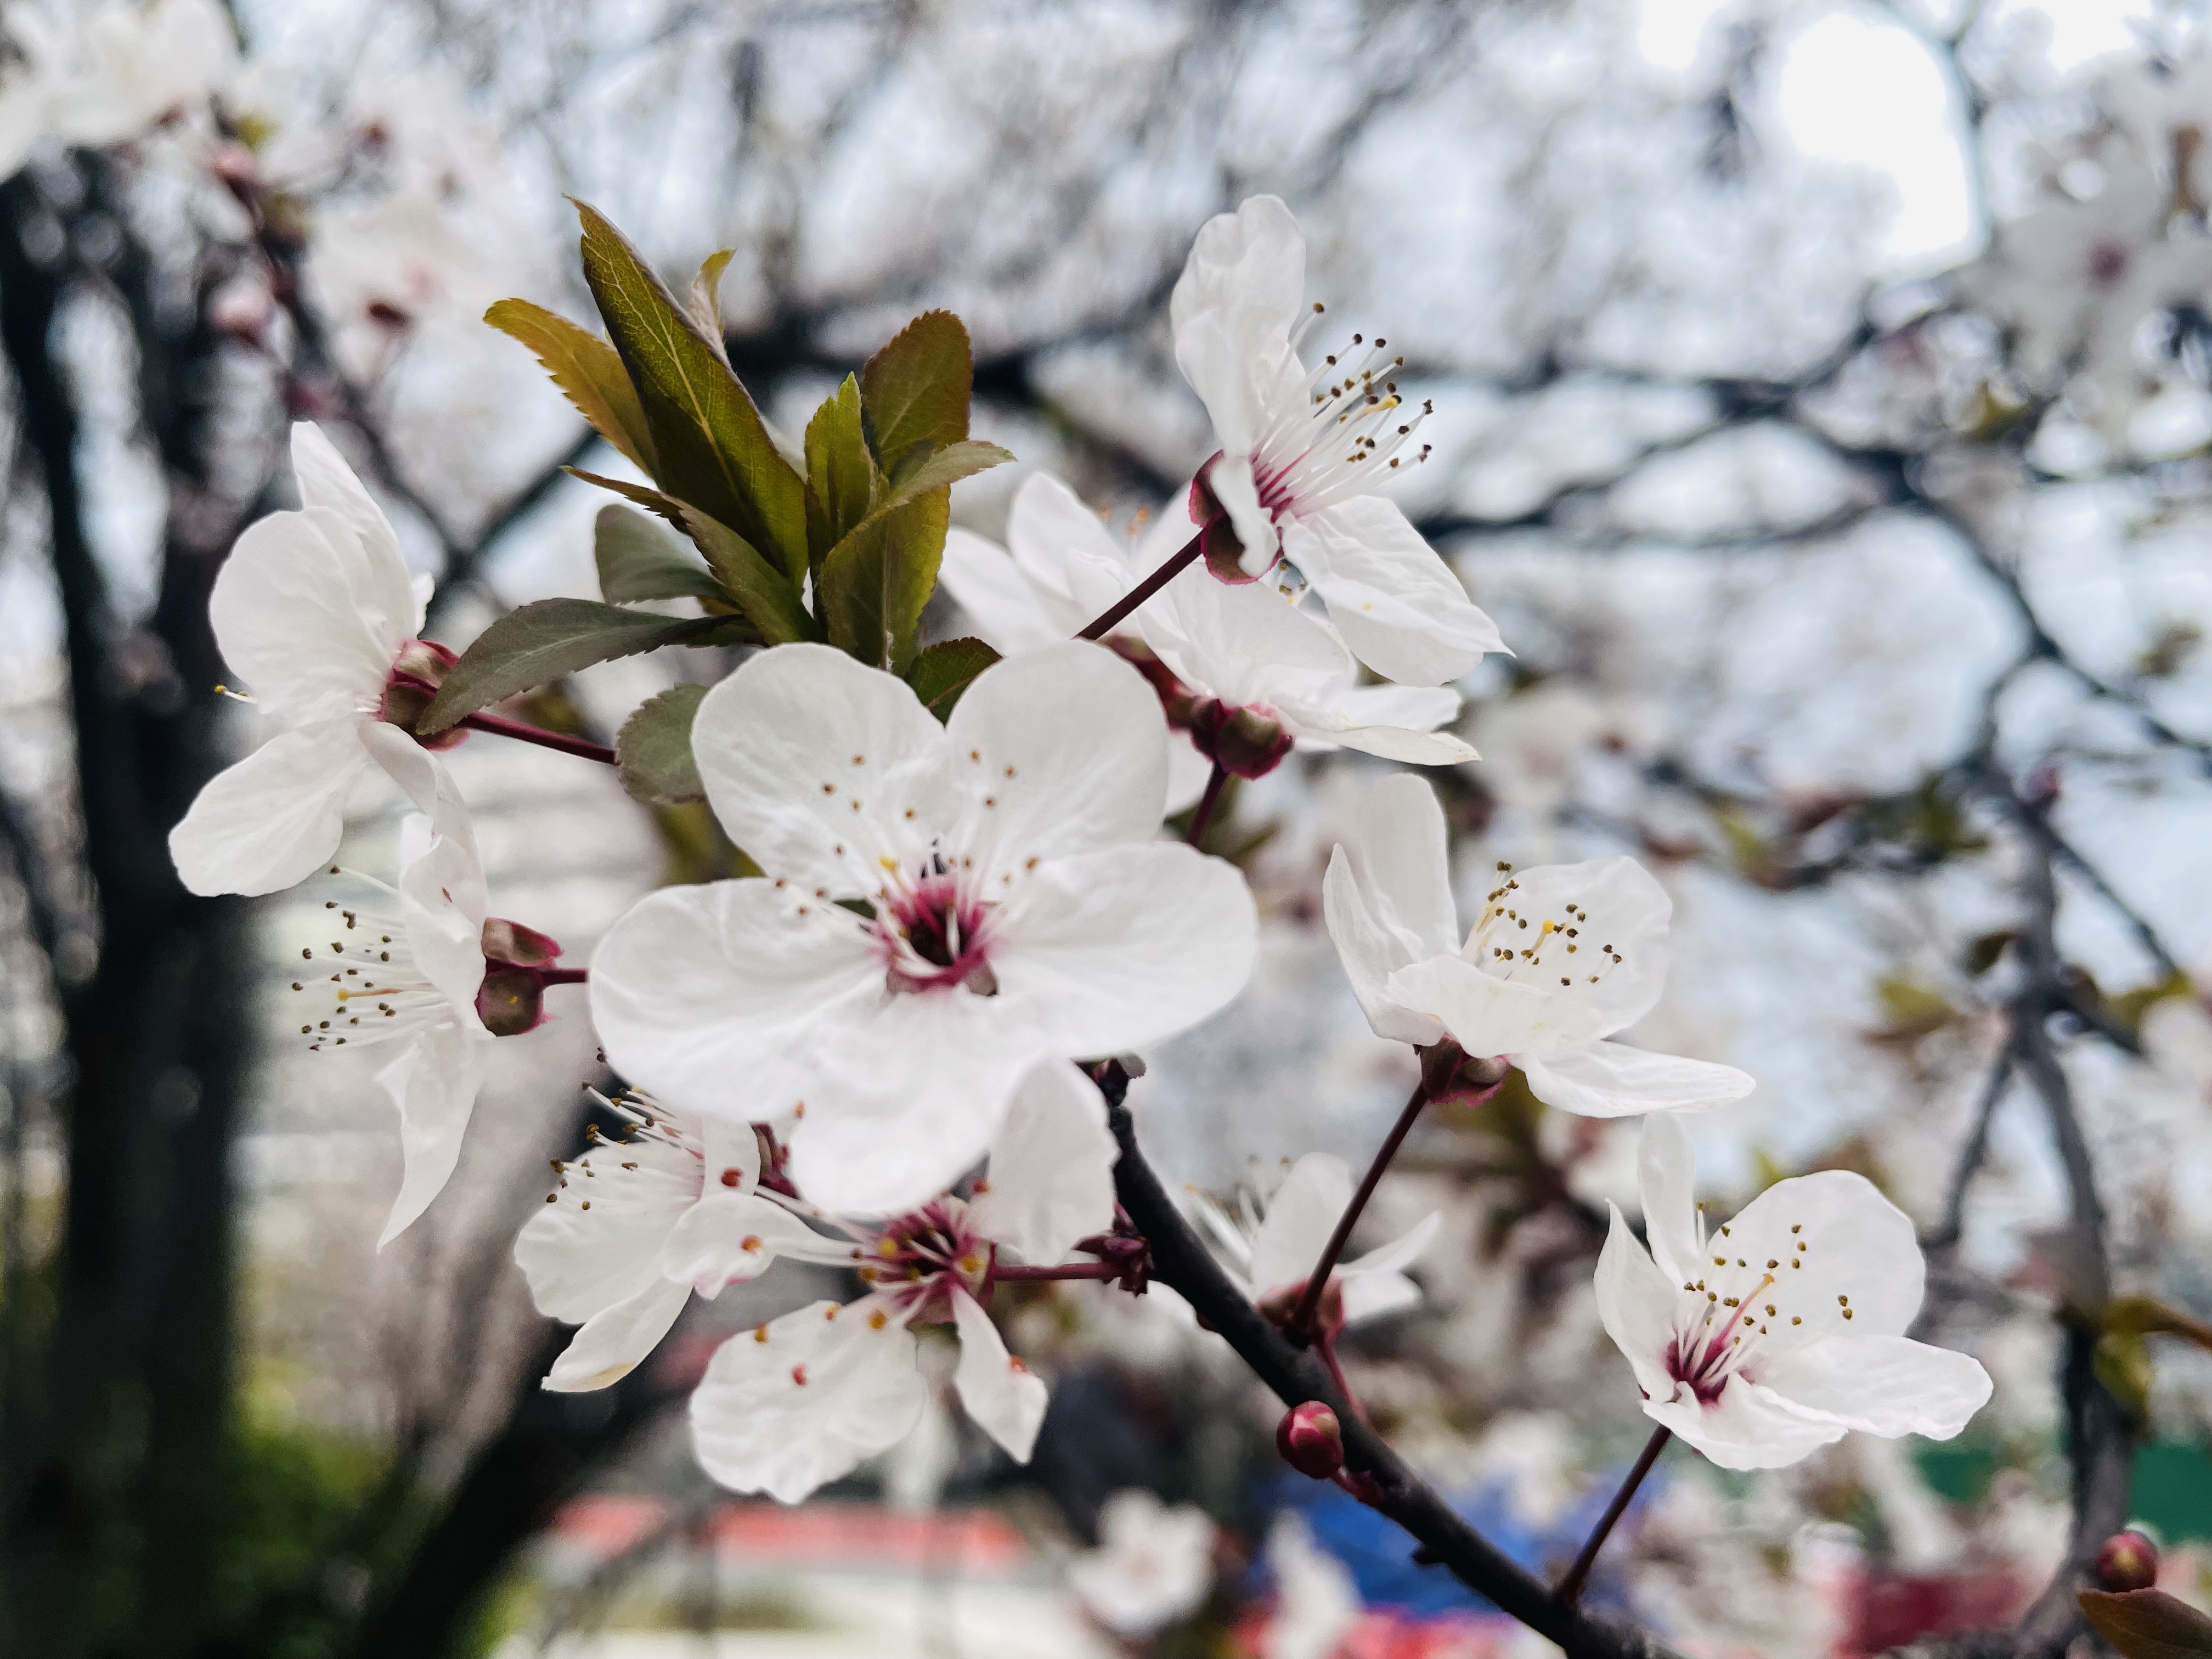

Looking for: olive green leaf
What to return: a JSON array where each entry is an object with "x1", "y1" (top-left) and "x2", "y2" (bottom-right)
[
  {"x1": 419, "y1": 599, "x2": 747, "y2": 734},
  {"x1": 805, "y1": 374, "x2": 878, "y2": 564},
  {"x1": 904, "y1": 636, "x2": 1001, "y2": 722},
  {"x1": 674, "y1": 505, "x2": 821, "y2": 647},
  {"x1": 595, "y1": 504, "x2": 723, "y2": 605},
  {"x1": 816, "y1": 490, "x2": 947, "y2": 673},
  {"x1": 484, "y1": 298, "x2": 656, "y2": 473},
  {"x1": 2079, "y1": 1590, "x2": 2212, "y2": 1659},
  {"x1": 859, "y1": 309, "x2": 973, "y2": 482},
  {"x1": 616, "y1": 683, "x2": 710, "y2": 805}
]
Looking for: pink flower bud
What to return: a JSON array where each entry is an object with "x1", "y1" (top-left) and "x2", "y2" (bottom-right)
[
  {"x1": 2096, "y1": 1530, "x2": 2159, "y2": 1592},
  {"x1": 1276, "y1": 1401, "x2": 1344, "y2": 1480}
]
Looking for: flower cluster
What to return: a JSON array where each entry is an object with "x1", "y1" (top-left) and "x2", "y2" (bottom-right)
[{"x1": 171, "y1": 191, "x2": 1989, "y2": 1534}]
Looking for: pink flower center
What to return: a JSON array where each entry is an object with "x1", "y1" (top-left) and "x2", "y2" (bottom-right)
[
  {"x1": 1249, "y1": 318, "x2": 1434, "y2": 520},
  {"x1": 879, "y1": 871, "x2": 998, "y2": 996},
  {"x1": 856, "y1": 1198, "x2": 991, "y2": 1321}
]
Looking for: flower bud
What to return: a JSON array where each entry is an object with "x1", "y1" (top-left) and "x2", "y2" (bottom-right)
[
  {"x1": 476, "y1": 967, "x2": 548, "y2": 1037},
  {"x1": 1276, "y1": 1401, "x2": 1344, "y2": 1480},
  {"x1": 2096, "y1": 1529, "x2": 2159, "y2": 1592},
  {"x1": 1187, "y1": 696, "x2": 1295, "y2": 781}
]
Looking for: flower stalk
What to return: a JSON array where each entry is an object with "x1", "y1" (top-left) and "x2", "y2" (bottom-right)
[
  {"x1": 1186, "y1": 761, "x2": 1229, "y2": 847},
  {"x1": 1284, "y1": 1072, "x2": 1436, "y2": 1342},
  {"x1": 455, "y1": 709, "x2": 617, "y2": 765},
  {"x1": 1074, "y1": 526, "x2": 1206, "y2": 640},
  {"x1": 1554, "y1": 1425, "x2": 1671, "y2": 1606}
]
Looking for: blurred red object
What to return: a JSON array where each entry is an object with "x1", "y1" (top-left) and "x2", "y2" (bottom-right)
[
  {"x1": 1841, "y1": 1568, "x2": 2029, "y2": 1656},
  {"x1": 550, "y1": 1494, "x2": 1029, "y2": 1575}
]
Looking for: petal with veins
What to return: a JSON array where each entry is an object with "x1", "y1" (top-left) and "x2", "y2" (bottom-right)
[
  {"x1": 1753, "y1": 1336, "x2": 1992, "y2": 1439},
  {"x1": 1644, "y1": 1374, "x2": 1848, "y2": 1471},
  {"x1": 1283, "y1": 498, "x2": 1504, "y2": 686},
  {"x1": 373, "y1": 1017, "x2": 492, "y2": 1248},
  {"x1": 514, "y1": 1135, "x2": 699, "y2": 1323},
  {"x1": 691, "y1": 1300, "x2": 927, "y2": 1504},
  {"x1": 969, "y1": 1061, "x2": 1117, "y2": 1265},
  {"x1": 1593, "y1": 1202, "x2": 1685, "y2": 1406},
  {"x1": 287, "y1": 422, "x2": 413, "y2": 624},
  {"x1": 211, "y1": 506, "x2": 410, "y2": 724},
  {"x1": 1723, "y1": 1169, "x2": 1926, "y2": 1343},
  {"x1": 1638, "y1": 1111, "x2": 1703, "y2": 1288},
  {"x1": 543, "y1": 1277, "x2": 690, "y2": 1393},
  {"x1": 951, "y1": 1290, "x2": 1048, "y2": 1461},
  {"x1": 395, "y1": 814, "x2": 489, "y2": 1026},
  {"x1": 1515, "y1": 1042, "x2": 1753, "y2": 1120},
  {"x1": 168, "y1": 720, "x2": 376, "y2": 897}
]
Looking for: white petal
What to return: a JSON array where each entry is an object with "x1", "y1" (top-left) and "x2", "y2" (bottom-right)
[
  {"x1": 1340, "y1": 1209, "x2": 1440, "y2": 1282},
  {"x1": 951, "y1": 1290, "x2": 1049, "y2": 1462},
  {"x1": 1342, "y1": 774, "x2": 1459, "y2": 959},
  {"x1": 658, "y1": 1191, "x2": 849, "y2": 1293},
  {"x1": 1637, "y1": 1112, "x2": 1702, "y2": 1289},
  {"x1": 1004, "y1": 472, "x2": 1132, "y2": 621},
  {"x1": 1207, "y1": 449, "x2": 1279, "y2": 573},
  {"x1": 1339, "y1": 1271, "x2": 1422, "y2": 1326},
  {"x1": 1486, "y1": 855, "x2": 1672, "y2": 1036},
  {"x1": 947, "y1": 642, "x2": 1169, "y2": 877},
  {"x1": 970, "y1": 1060, "x2": 1118, "y2": 1265},
  {"x1": 1514, "y1": 1042, "x2": 1754, "y2": 1120},
  {"x1": 373, "y1": 1020, "x2": 491, "y2": 1247},
  {"x1": 589, "y1": 877, "x2": 881, "y2": 1131},
  {"x1": 690, "y1": 643, "x2": 951, "y2": 890},
  {"x1": 395, "y1": 815, "x2": 489, "y2": 1026},
  {"x1": 168, "y1": 721, "x2": 375, "y2": 896},
  {"x1": 289, "y1": 422, "x2": 411, "y2": 617},
  {"x1": 1317, "y1": 724, "x2": 1476, "y2": 765},
  {"x1": 1752, "y1": 1335, "x2": 1993, "y2": 1440},
  {"x1": 1385, "y1": 953, "x2": 1595, "y2": 1057},
  {"x1": 514, "y1": 1135, "x2": 699, "y2": 1322},
  {"x1": 1321, "y1": 846, "x2": 1446, "y2": 1047},
  {"x1": 1283, "y1": 499, "x2": 1504, "y2": 686},
  {"x1": 690, "y1": 1301, "x2": 927, "y2": 1504},
  {"x1": 1169, "y1": 195, "x2": 1306, "y2": 465},
  {"x1": 1645, "y1": 1374, "x2": 1848, "y2": 1471},
  {"x1": 1165, "y1": 732, "x2": 1215, "y2": 816},
  {"x1": 1140, "y1": 562, "x2": 1348, "y2": 709},
  {"x1": 358, "y1": 720, "x2": 475, "y2": 842},
  {"x1": 939, "y1": 528, "x2": 1074, "y2": 652},
  {"x1": 991, "y1": 842, "x2": 1257, "y2": 1057},
  {"x1": 1723, "y1": 1169, "x2": 1926, "y2": 1341},
  {"x1": 543, "y1": 1277, "x2": 690, "y2": 1393},
  {"x1": 210, "y1": 506, "x2": 408, "y2": 723},
  {"x1": 1248, "y1": 1154, "x2": 1352, "y2": 1301},
  {"x1": 1593, "y1": 1202, "x2": 1684, "y2": 1407}
]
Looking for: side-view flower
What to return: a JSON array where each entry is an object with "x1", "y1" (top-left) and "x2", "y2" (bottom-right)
[
  {"x1": 588, "y1": 640, "x2": 1257, "y2": 1215},
  {"x1": 170, "y1": 422, "x2": 461, "y2": 898},
  {"x1": 1168, "y1": 194, "x2": 1505, "y2": 687},
  {"x1": 1324, "y1": 773, "x2": 1756, "y2": 1118},
  {"x1": 1192, "y1": 1152, "x2": 1438, "y2": 1333},
  {"x1": 1595, "y1": 1113, "x2": 1992, "y2": 1470}
]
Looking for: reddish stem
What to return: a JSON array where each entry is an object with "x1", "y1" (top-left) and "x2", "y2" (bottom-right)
[
  {"x1": 1314, "y1": 1333, "x2": 1367, "y2": 1425},
  {"x1": 1075, "y1": 528, "x2": 1205, "y2": 641},
  {"x1": 989, "y1": 1261, "x2": 1124, "y2": 1284},
  {"x1": 537, "y1": 966, "x2": 589, "y2": 986},
  {"x1": 1554, "y1": 1425, "x2": 1671, "y2": 1606},
  {"x1": 1285, "y1": 1076, "x2": 1431, "y2": 1342},
  {"x1": 456, "y1": 710, "x2": 617, "y2": 765},
  {"x1": 1186, "y1": 761, "x2": 1229, "y2": 847}
]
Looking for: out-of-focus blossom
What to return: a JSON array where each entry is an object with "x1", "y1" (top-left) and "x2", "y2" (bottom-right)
[
  {"x1": 942, "y1": 471, "x2": 1474, "y2": 770},
  {"x1": 1263, "y1": 1510, "x2": 1362, "y2": 1659},
  {"x1": 1169, "y1": 194, "x2": 1505, "y2": 685},
  {"x1": 169, "y1": 424, "x2": 459, "y2": 897},
  {"x1": 1192, "y1": 1152, "x2": 1437, "y2": 1331},
  {"x1": 1066, "y1": 1488, "x2": 1217, "y2": 1638},
  {"x1": 589, "y1": 640, "x2": 1256, "y2": 1216},
  {"x1": 682, "y1": 1062, "x2": 1119, "y2": 1503},
  {"x1": 0, "y1": 0, "x2": 235, "y2": 174},
  {"x1": 1323, "y1": 774, "x2": 1754, "y2": 1116},
  {"x1": 1594, "y1": 1113, "x2": 1991, "y2": 1470}
]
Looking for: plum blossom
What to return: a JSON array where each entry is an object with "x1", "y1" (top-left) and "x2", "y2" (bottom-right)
[
  {"x1": 1595, "y1": 1113, "x2": 1991, "y2": 1471},
  {"x1": 940, "y1": 471, "x2": 1475, "y2": 771},
  {"x1": 681, "y1": 1062, "x2": 1120, "y2": 1503},
  {"x1": 296, "y1": 809, "x2": 575, "y2": 1245},
  {"x1": 1324, "y1": 774, "x2": 1754, "y2": 1118},
  {"x1": 588, "y1": 640, "x2": 1256, "y2": 1216},
  {"x1": 170, "y1": 423, "x2": 461, "y2": 898},
  {"x1": 1262, "y1": 1511, "x2": 1362, "y2": 1659},
  {"x1": 0, "y1": 0, "x2": 236, "y2": 176},
  {"x1": 1066, "y1": 1488, "x2": 1218, "y2": 1639},
  {"x1": 1169, "y1": 194, "x2": 1505, "y2": 686},
  {"x1": 1191, "y1": 1153, "x2": 1437, "y2": 1331}
]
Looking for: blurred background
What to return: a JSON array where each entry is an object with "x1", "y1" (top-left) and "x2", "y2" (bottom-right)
[{"x1": 2, "y1": 0, "x2": 2210, "y2": 1655}]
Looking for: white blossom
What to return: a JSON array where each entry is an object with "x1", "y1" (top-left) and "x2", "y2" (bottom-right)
[
  {"x1": 940, "y1": 471, "x2": 1474, "y2": 768},
  {"x1": 1192, "y1": 1152, "x2": 1437, "y2": 1330},
  {"x1": 169, "y1": 424, "x2": 459, "y2": 898},
  {"x1": 588, "y1": 640, "x2": 1256, "y2": 1216},
  {"x1": 1262, "y1": 1511, "x2": 1361, "y2": 1659},
  {"x1": 1065, "y1": 1488, "x2": 1217, "y2": 1638},
  {"x1": 1594, "y1": 1113, "x2": 1991, "y2": 1471},
  {"x1": 0, "y1": 0, "x2": 235, "y2": 176},
  {"x1": 1323, "y1": 774, "x2": 1754, "y2": 1118},
  {"x1": 1169, "y1": 194, "x2": 1505, "y2": 686}
]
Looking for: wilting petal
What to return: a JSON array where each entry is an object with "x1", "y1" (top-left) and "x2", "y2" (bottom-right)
[
  {"x1": 210, "y1": 505, "x2": 409, "y2": 724},
  {"x1": 1248, "y1": 1155, "x2": 1353, "y2": 1301},
  {"x1": 543, "y1": 1277, "x2": 690, "y2": 1393},
  {"x1": 948, "y1": 643, "x2": 1170, "y2": 879},
  {"x1": 940, "y1": 528, "x2": 1074, "y2": 651},
  {"x1": 658, "y1": 1191, "x2": 850, "y2": 1294},
  {"x1": 168, "y1": 720, "x2": 376, "y2": 896},
  {"x1": 373, "y1": 1019, "x2": 491, "y2": 1247},
  {"x1": 991, "y1": 842, "x2": 1256, "y2": 1058},
  {"x1": 514, "y1": 1134, "x2": 699, "y2": 1322},
  {"x1": 1284, "y1": 498, "x2": 1504, "y2": 687},
  {"x1": 691, "y1": 1300, "x2": 927, "y2": 1504},
  {"x1": 1753, "y1": 1335, "x2": 1991, "y2": 1440},
  {"x1": 1515, "y1": 1041, "x2": 1753, "y2": 1120},
  {"x1": 969, "y1": 1061, "x2": 1118, "y2": 1266},
  {"x1": 951, "y1": 1290, "x2": 1049, "y2": 1462},
  {"x1": 689, "y1": 643, "x2": 952, "y2": 891},
  {"x1": 1644, "y1": 1374, "x2": 1848, "y2": 1471},
  {"x1": 1593, "y1": 1203, "x2": 1684, "y2": 1407}
]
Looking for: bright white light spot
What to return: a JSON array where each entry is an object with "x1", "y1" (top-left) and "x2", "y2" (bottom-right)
[
  {"x1": 1638, "y1": 0, "x2": 1733, "y2": 74},
  {"x1": 1990, "y1": 0, "x2": 2155, "y2": 75},
  {"x1": 1773, "y1": 9, "x2": 1976, "y2": 270}
]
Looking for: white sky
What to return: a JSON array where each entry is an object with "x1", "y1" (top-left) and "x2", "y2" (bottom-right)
[{"x1": 1640, "y1": 0, "x2": 2160, "y2": 270}]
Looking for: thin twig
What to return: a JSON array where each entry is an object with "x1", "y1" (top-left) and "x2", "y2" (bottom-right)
[
  {"x1": 1076, "y1": 528, "x2": 1204, "y2": 640},
  {"x1": 1285, "y1": 1075, "x2": 1431, "y2": 1341},
  {"x1": 1554, "y1": 1426, "x2": 1671, "y2": 1606},
  {"x1": 457, "y1": 711, "x2": 618, "y2": 766},
  {"x1": 1185, "y1": 762, "x2": 1229, "y2": 847}
]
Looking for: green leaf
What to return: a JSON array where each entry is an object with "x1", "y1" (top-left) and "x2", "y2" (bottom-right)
[
  {"x1": 904, "y1": 637, "x2": 1000, "y2": 721},
  {"x1": 567, "y1": 467, "x2": 690, "y2": 531},
  {"x1": 595, "y1": 505, "x2": 724, "y2": 605},
  {"x1": 688, "y1": 249, "x2": 736, "y2": 358},
  {"x1": 2095, "y1": 1330, "x2": 2156, "y2": 1417},
  {"x1": 616, "y1": 683, "x2": 709, "y2": 805},
  {"x1": 2079, "y1": 1590, "x2": 2212, "y2": 1659},
  {"x1": 878, "y1": 439, "x2": 1013, "y2": 501},
  {"x1": 860, "y1": 310, "x2": 972, "y2": 482},
  {"x1": 805, "y1": 374, "x2": 878, "y2": 565},
  {"x1": 484, "y1": 299, "x2": 656, "y2": 474},
  {"x1": 816, "y1": 488, "x2": 948, "y2": 673},
  {"x1": 419, "y1": 599, "x2": 744, "y2": 733},
  {"x1": 572, "y1": 201, "x2": 809, "y2": 585},
  {"x1": 674, "y1": 505, "x2": 821, "y2": 647}
]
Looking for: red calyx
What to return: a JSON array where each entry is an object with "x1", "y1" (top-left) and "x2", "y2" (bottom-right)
[
  {"x1": 474, "y1": 917, "x2": 579, "y2": 1036},
  {"x1": 1189, "y1": 453, "x2": 1277, "y2": 584},
  {"x1": 1276, "y1": 1401, "x2": 1345, "y2": 1480},
  {"x1": 1186, "y1": 696, "x2": 1294, "y2": 781},
  {"x1": 380, "y1": 639, "x2": 466, "y2": 750}
]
